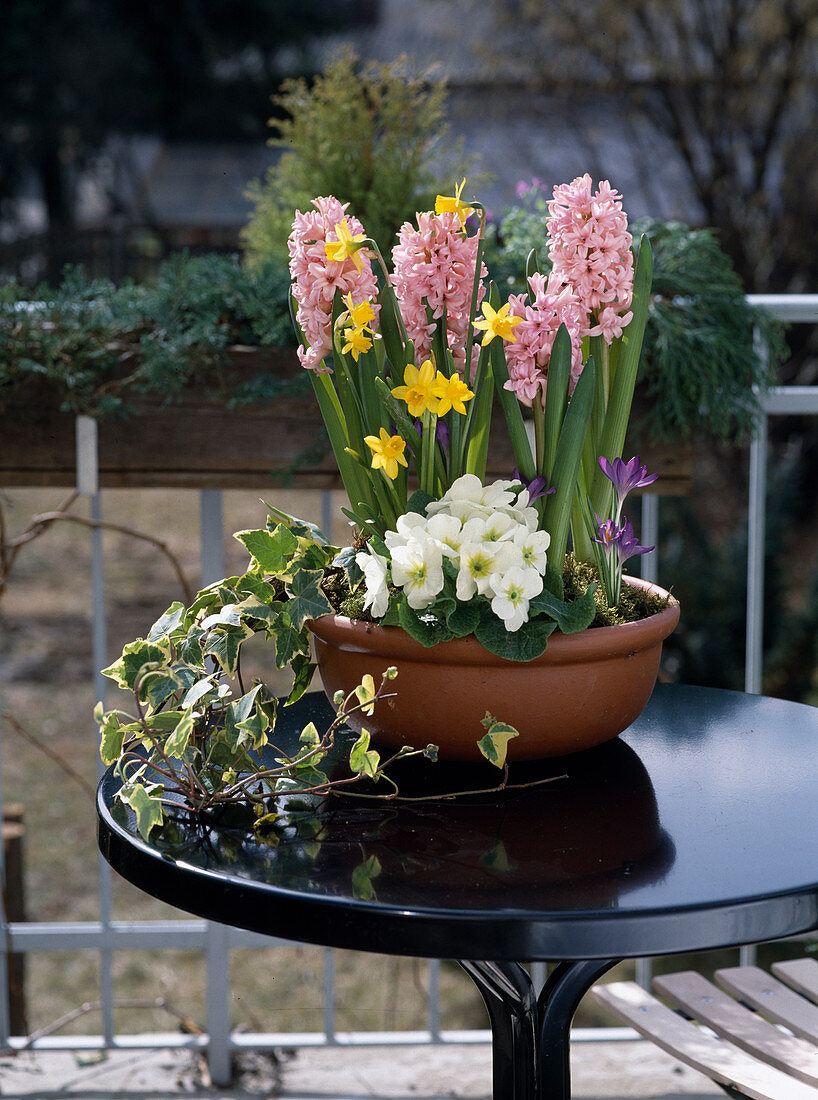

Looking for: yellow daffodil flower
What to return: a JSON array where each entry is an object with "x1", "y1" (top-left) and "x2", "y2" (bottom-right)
[
  {"x1": 325, "y1": 219, "x2": 368, "y2": 271},
  {"x1": 341, "y1": 324, "x2": 373, "y2": 361},
  {"x1": 472, "y1": 301, "x2": 523, "y2": 344},
  {"x1": 435, "y1": 179, "x2": 472, "y2": 227},
  {"x1": 343, "y1": 294, "x2": 375, "y2": 329},
  {"x1": 433, "y1": 372, "x2": 474, "y2": 416},
  {"x1": 390, "y1": 359, "x2": 441, "y2": 417},
  {"x1": 364, "y1": 428, "x2": 408, "y2": 481}
]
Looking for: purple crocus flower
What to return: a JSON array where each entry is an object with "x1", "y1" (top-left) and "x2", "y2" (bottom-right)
[
  {"x1": 594, "y1": 514, "x2": 654, "y2": 565},
  {"x1": 599, "y1": 455, "x2": 658, "y2": 519},
  {"x1": 512, "y1": 467, "x2": 556, "y2": 504},
  {"x1": 413, "y1": 417, "x2": 450, "y2": 450}
]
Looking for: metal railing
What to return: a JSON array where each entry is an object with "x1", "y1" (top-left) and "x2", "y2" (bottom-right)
[{"x1": 1, "y1": 294, "x2": 817, "y2": 1083}]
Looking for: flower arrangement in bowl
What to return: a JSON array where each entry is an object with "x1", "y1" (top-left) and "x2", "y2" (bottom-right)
[
  {"x1": 97, "y1": 174, "x2": 679, "y2": 837},
  {"x1": 288, "y1": 175, "x2": 678, "y2": 758}
]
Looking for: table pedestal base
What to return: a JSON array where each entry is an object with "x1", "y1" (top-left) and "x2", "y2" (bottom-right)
[{"x1": 459, "y1": 958, "x2": 620, "y2": 1099}]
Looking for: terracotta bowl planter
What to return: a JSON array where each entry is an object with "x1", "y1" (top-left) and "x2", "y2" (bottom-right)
[{"x1": 308, "y1": 578, "x2": 680, "y2": 763}]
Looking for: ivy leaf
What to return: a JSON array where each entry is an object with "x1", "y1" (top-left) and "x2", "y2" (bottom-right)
[
  {"x1": 181, "y1": 675, "x2": 217, "y2": 711},
  {"x1": 98, "y1": 712, "x2": 125, "y2": 766},
  {"x1": 349, "y1": 729, "x2": 380, "y2": 778},
  {"x1": 529, "y1": 583, "x2": 597, "y2": 634},
  {"x1": 119, "y1": 782, "x2": 164, "y2": 839},
  {"x1": 203, "y1": 622, "x2": 253, "y2": 674},
  {"x1": 354, "y1": 674, "x2": 377, "y2": 716},
  {"x1": 269, "y1": 611, "x2": 309, "y2": 669},
  {"x1": 164, "y1": 710, "x2": 196, "y2": 758},
  {"x1": 261, "y1": 503, "x2": 330, "y2": 545},
  {"x1": 299, "y1": 721, "x2": 321, "y2": 746},
  {"x1": 351, "y1": 854, "x2": 382, "y2": 900},
  {"x1": 477, "y1": 713, "x2": 520, "y2": 768},
  {"x1": 474, "y1": 614, "x2": 555, "y2": 661},
  {"x1": 236, "y1": 707, "x2": 269, "y2": 750},
  {"x1": 332, "y1": 545, "x2": 363, "y2": 588},
  {"x1": 147, "y1": 602, "x2": 185, "y2": 642},
  {"x1": 102, "y1": 640, "x2": 169, "y2": 691},
  {"x1": 288, "y1": 568, "x2": 333, "y2": 629},
  {"x1": 285, "y1": 653, "x2": 316, "y2": 705},
  {"x1": 234, "y1": 524, "x2": 299, "y2": 576}
]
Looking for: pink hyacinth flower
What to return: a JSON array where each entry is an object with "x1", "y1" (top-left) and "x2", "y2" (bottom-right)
[{"x1": 288, "y1": 196, "x2": 380, "y2": 372}]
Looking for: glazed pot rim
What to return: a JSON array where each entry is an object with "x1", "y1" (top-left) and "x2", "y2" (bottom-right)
[{"x1": 308, "y1": 576, "x2": 679, "y2": 667}]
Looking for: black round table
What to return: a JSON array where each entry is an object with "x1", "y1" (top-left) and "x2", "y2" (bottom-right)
[{"x1": 97, "y1": 684, "x2": 818, "y2": 1099}]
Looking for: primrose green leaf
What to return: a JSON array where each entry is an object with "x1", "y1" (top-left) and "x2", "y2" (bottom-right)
[
  {"x1": 477, "y1": 715, "x2": 520, "y2": 768},
  {"x1": 474, "y1": 614, "x2": 555, "y2": 661},
  {"x1": 351, "y1": 854, "x2": 382, "y2": 900},
  {"x1": 288, "y1": 569, "x2": 333, "y2": 629},
  {"x1": 398, "y1": 599, "x2": 452, "y2": 647},
  {"x1": 164, "y1": 710, "x2": 196, "y2": 758},
  {"x1": 147, "y1": 602, "x2": 185, "y2": 642},
  {"x1": 119, "y1": 782, "x2": 164, "y2": 839},
  {"x1": 349, "y1": 729, "x2": 380, "y2": 778},
  {"x1": 234, "y1": 524, "x2": 299, "y2": 576},
  {"x1": 99, "y1": 712, "x2": 125, "y2": 766},
  {"x1": 529, "y1": 583, "x2": 597, "y2": 634},
  {"x1": 406, "y1": 489, "x2": 435, "y2": 515},
  {"x1": 446, "y1": 598, "x2": 481, "y2": 638}
]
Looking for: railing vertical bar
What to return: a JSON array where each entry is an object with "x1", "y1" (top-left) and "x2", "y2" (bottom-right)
[
  {"x1": 740, "y1": 945, "x2": 757, "y2": 967},
  {"x1": 745, "y1": 415, "x2": 768, "y2": 695},
  {"x1": 427, "y1": 959, "x2": 441, "y2": 1040},
  {"x1": 0, "y1": 700, "x2": 9, "y2": 1045},
  {"x1": 635, "y1": 957, "x2": 653, "y2": 990},
  {"x1": 199, "y1": 490, "x2": 233, "y2": 1084},
  {"x1": 321, "y1": 490, "x2": 334, "y2": 543},
  {"x1": 323, "y1": 948, "x2": 336, "y2": 1042},
  {"x1": 640, "y1": 493, "x2": 660, "y2": 585}
]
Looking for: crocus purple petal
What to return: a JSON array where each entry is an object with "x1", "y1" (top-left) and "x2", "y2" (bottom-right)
[
  {"x1": 512, "y1": 468, "x2": 555, "y2": 503},
  {"x1": 599, "y1": 454, "x2": 659, "y2": 501}
]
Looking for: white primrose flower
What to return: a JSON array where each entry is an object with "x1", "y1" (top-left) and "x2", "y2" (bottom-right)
[
  {"x1": 456, "y1": 540, "x2": 520, "y2": 600},
  {"x1": 390, "y1": 539, "x2": 444, "y2": 610},
  {"x1": 513, "y1": 526, "x2": 551, "y2": 573},
  {"x1": 479, "y1": 510, "x2": 518, "y2": 544},
  {"x1": 423, "y1": 513, "x2": 464, "y2": 557},
  {"x1": 489, "y1": 566, "x2": 544, "y2": 632},
  {"x1": 384, "y1": 511, "x2": 429, "y2": 552},
  {"x1": 480, "y1": 479, "x2": 518, "y2": 509},
  {"x1": 355, "y1": 548, "x2": 390, "y2": 618}
]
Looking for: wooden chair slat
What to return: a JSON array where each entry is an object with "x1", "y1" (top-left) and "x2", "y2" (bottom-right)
[
  {"x1": 653, "y1": 970, "x2": 818, "y2": 1086},
  {"x1": 717, "y1": 965, "x2": 818, "y2": 1043},
  {"x1": 772, "y1": 958, "x2": 818, "y2": 1005},
  {"x1": 592, "y1": 980, "x2": 818, "y2": 1100}
]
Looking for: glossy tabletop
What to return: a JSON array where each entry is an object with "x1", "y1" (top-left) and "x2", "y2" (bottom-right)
[{"x1": 97, "y1": 683, "x2": 818, "y2": 963}]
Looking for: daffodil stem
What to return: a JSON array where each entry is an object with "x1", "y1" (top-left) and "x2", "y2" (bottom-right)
[{"x1": 533, "y1": 391, "x2": 546, "y2": 475}]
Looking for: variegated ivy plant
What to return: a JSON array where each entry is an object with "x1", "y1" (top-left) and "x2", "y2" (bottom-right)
[{"x1": 96, "y1": 507, "x2": 553, "y2": 840}]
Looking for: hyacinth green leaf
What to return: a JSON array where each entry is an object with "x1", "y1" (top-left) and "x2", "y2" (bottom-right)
[
  {"x1": 234, "y1": 525, "x2": 299, "y2": 577},
  {"x1": 465, "y1": 349, "x2": 495, "y2": 480},
  {"x1": 349, "y1": 729, "x2": 380, "y2": 778},
  {"x1": 590, "y1": 235, "x2": 653, "y2": 513},
  {"x1": 541, "y1": 354, "x2": 596, "y2": 570},
  {"x1": 525, "y1": 248, "x2": 539, "y2": 281},
  {"x1": 529, "y1": 583, "x2": 597, "y2": 634},
  {"x1": 147, "y1": 602, "x2": 185, "y2": 643},
  {"x1": 474, "y1": 613, "x2": 556, "y2": 661},
  {"x1": 541, "y1": 324, "x2": 571, "y2": 482},
  {"x1": 487, "y1": 314, "x2": 535, "y2": 481},
  {"x1": 310, "y1": 370, "x2": 373, "y2": 519},
  {"x1": 351, "y1": 854, "x2": 382, "y2": 901},
  {"x1": 288, "y1": 568, "x2": 333, "y2": 629},
  {"x1": 102, "y1": 640, "x2": 169, "y2": 691},
  {"x1": 120, "y1": 782, "x2": 164, "y2": 839},
  {"x1": 99, "y1": 712, "x2": 125, "y2": 766},
  {"x1": 477, "y1": 715, "x2": 520, "y2": 769},
  {"x1": 164, "y1": 710, "x2": 196, "y2": 758}
]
